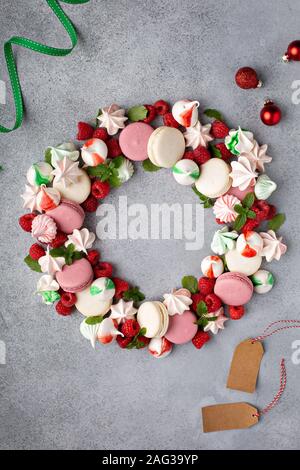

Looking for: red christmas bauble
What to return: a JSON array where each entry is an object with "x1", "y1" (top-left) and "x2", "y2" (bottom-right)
[
  {"x1": 235, "y1": 67, "x2": 262, "y2": 89},
  {"x1": 283, "y1": 40, "x2": 300, "y2": 62},
  {"x1": 260, "y1": 100, "x2": 281, "y2": 126}
]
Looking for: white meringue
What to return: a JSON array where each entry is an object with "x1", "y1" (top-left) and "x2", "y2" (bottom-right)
[
  {"x1": 49, "y1": 142, "x2": 79, "y2": 167},
  {"x1": 172, "y1": 99, "x2": 199, "y2": 127},
  {"x1": 211, "y1": 226, "x2": 239, "y2": 255},
  {"x1": 109, "y1": 299, "x2": 137, "y2": 324},
  {"x1": 51, "y1": 156, "x2": 82, "y2": 188},
  {"x1": 172, "y1": 159, "x2": 200, "y2": 186},
  {"x1": 65, "y1": 228, "x2": 95, "y2": 254},
  {"x1": 80, "y1": 317, "x2": 104, "y2": 349},
  {"x1": 97, "y1": 318, "x2": 123, "y2": 344},
  {"x1": 183, "y1": 121, "x2": 213, "y2": 149},
  {"x1": 260, "y1": 230, "x2": 287, "y2": 262},
  {"x1": 36, "y1": 275, "x2": 60, "y2": 305},
  {"x1": 203, "y1": 307, "x2": 228, "y2": 335},
  {"x1": 148, "y1": 337, "x2": 173, "y2": 359},
  {"x1": 38, "y1": 247, "x2": 65, "y2": 276},
  {"x1": 36, "y1": 185, "x2": 61, "y2": 212},
  {"x1": 230, "y1": 156, "x2": 258, "y2": 190},
  {"x1": 31, "y1": 214, "x2": 57, "y2": 243},
  {"x1": 163, "y1": 288, "x2": 193, "y2": 316},
  {"x1": 26, "y1": 162, "x2": 53, "y2": 187},
  {"x1": 213, "y1": 194, "x2": 240, "y2": 223},
  {"x1": 254, "y1": 174, "x2": 277, "y2": 200},
  {"x1": 81, "y1": 138, "x2": 108, "y2": 166},
  {"x1": 21, "y1": 184, "x2": 41, "y2": 212},
  {"x1": 116, "y1": 157, "x2": 134, "y2": 183},
  {"x1": 97, "y1": 104, "x2": 128, "y2": 135},
  {"x1": 225, "y1": 127, "x2": 255, "y2": 156},
  {"x1": 241, "y1": 142, "x2": 272, "y2": 172}
]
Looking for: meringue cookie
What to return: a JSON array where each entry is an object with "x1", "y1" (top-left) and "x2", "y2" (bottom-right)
[
  {"x1": 51, "y1": 156, "x2": 82, "y2": 188},
  {"x1": 109, "y1": 299, "x2": 137, "y2": 324},
  {"x1": 97, "y1": 104, "x2": 128, "y2": 135},
  {"x1": 230, "y1": 156, "x2": 258, "y2": 190},
  {"x1": 163, "y1": 288, "x2": 193, "y2": 316},
  {"x1": 172, "y1": 159, "x2": 200, "y2": 186},
  {"x1": 81, "y1": 138, "x2": 108, "y2": 166},
  {"x1": 260, "y1": 230, "x2": 287, "y2": 262},
  {"x1": 21, "y1": 184, "x2": 41, "y2": 212},
  {"x1": 236, "y1": 231, "x2": 263, "y2": 258},
  {"x1": 49, "y1": 142, "x2": 80, "y2": 167},
  {"x1": 213, "y1": 194, "x2": 240, "y2": 223},
  {"x1": 26, "y1": 162, "x2": 53, "y2": 187},
  {"x1": 97, "y1": 317, "x2": 123, "y2": 344},
  {"x1": 172, "y1": 99, "x2": 199, "y2": 127},
  {"x1": 201, "y1": 255, "x2": 224, "y2": 278},
  {"x1": 38, "y1": 247, "x2": 65, "y2": 276},
  {"x1": 183, "y1": 120, "x2": 213, "y2": 149},
  {"x1": 211, "y1": 227, "x2": 239, "y2": 255},
  {"x1": 53, "y1": 169, "x2": 91, "y2": 204},
  {"x1": 36, "y1": 274, "x2": 60, "y2": 305},
  {"x1": 80, "y1": 316, "x2": 103, "y2": 348},
  {"x1": 36, "y1": 184, "x2": 61, "y2": 212},
  {"x1": 31, "y1": 214, "x2": 57, "y2": 243},
  {"x1": 65, "y1": 228, "x2": 95, "y2": 254},
  {"x1": 241, "y1": 142, "x2": 272, "y2": 172},
  {"x1": 225, "y1": 127, "x2": 255, "y2": 156},
  {"x1": 148, "y1": 337, "x2": 173, "y2": 359},
  {"x1": 203, "y1": 307, "x2": 228, "y2": 335},
  {"x1": 116, "y1": 157, "x2": 134, "y2": 183},
  {"x1": 254, "y1": 174, "x2": 277, "y2": 200},
  {"x1": 89, "y1": 277, "x2": 115, "y2": 301},
  {"x1": 251, "y1": 269, "x2": 275, "y2": 294}
]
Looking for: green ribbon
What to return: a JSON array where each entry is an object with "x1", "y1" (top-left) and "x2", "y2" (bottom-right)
[{"x1": 0, "y1": 0, "x2": 89, "y2": 134}]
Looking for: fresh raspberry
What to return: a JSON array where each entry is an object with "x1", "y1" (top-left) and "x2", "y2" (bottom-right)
[
  {"x1": 214, "y1": 142, "x2": 233, "y2": 161},
  {"x1": 242, "y1": 218, "x2": 260, "y2": 234},
  {"x1": 76, "y1": 122, "x2": 94, "y2": 140},
  {"x1": 116, "y1": 335, "x2": 132, "y2": 349},
  {"x1": 251, "y1": 200, "x2": 269, "y2": 222},
  {"x1": 136, "y1": 335, "x2": 150, "y2": 348},
  {"x1": 153, "y1": 100, "x2": 170, "y2": 116},
  {"x1": 266, "y1": 204, "x2": 277, "y2": 220},
  {"x1": 193, "y1": 145, "x2": 211, "y2": 165},
  {"x1": 205, "y1": 293, "x2": 222, "y2": 313},
  {"x1": 107, "y1": 138, "x2": 122, "y2": 158},
  {"x1": 19, "y1": 213, "x2": 36, "y2": 232},
  {"x1": 163, "y1": 112, "x2": 180, "y2": 128},
  {"x1": 112, "y1": 277, "x2": 130, "y2": 300},
  {"x1": 143, "y1": 104, "x2": 157, "y2": 124},
  {"x1": 121, "y1": 319, "x2": 140, "y2": 338},
  {"x1": 183, "y1": 150, "x2": 194, "y2": 160},
  {"x1": 87, "y1": 249, "x2": 100, "y2": 266},
  {"x1": 92, "y1": 180, "x2": 110, "y2": 200},
  {"x1": 198, "y1": 277, "x2": 215, "y2": 295},
  {"x1": 55, "y1": 300, "x2": 73, "y2": 316},
  {"x1": 60, "y1": 292, "x2": 77, "y2": 308},
  {"x1": 93, "y1": 261, "x2": 113, "y2": 278},
  {"x1": 29, "y1": 243, "x2": 45, "y2": 260},
  {"x1": 229, "y1": 305, "x2": 245, "y2": 320},
  {"x1": 191, "y1": 293, "x2": 206, "y2": 312},
  {"x1": 93, "y1": 127, "x2": 109, "y2": 142},
  {"x1": 216, "y1": 218, "x2": 225, "y2": 225},
  {"x1": 81, "y1": 195, "x2": 98, "y2": 212},
  {"x1": 211, "y1": 120, "x2": 229, "y2": 139},
  {"x1": 192, "y1": 330, "x2": 211, "y2": 349},
  {"x1": 50, "y1": 230, "x2": 68, "y2": 248}
]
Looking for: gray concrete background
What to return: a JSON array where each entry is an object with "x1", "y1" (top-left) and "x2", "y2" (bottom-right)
[{"x1": 0, "y1": 0, "x2": 299, "y2": 450}]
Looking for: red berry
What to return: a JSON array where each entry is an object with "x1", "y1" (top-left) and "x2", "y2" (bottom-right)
[
  {"x1": 198, "y1": 277, "x2": 215, "y2": 295},
  {"x1": 81, "y1": 195, "x2": 98, "y2": 213},
  {"x1": 107, "y1": 138, "x2": 122, "y2": 158},
  {"x1": 121, "y1": 319, "x2": 140, "y2": 338},
  {"x1": 93, "y1": 128, "x2": 109, "y2": 142},
  {"x1": 163, "y1": 112, "x2": 180, "y2": 128},
  {"x1": 266, "y1": 204, "x2": 277, "y2": 220},
  {"x1": 136, "y1": 336, "x2": 150, "y2": 348},
  {"x1": 50, "y1": 230, "x2": 68, "y2": 248},
  {"x1": 242, "y1": 219, "x2": 260, "y2": 234},
  {"x1": 92, "y1": 180, "x2": 110, "y2": 200},
  {"x1": 29, "y1": 243, "x2": 45, "y2": 260},
  {"x1": 211, "y1": 120, "x2": 229, "y2": 139},
  {"x1": 214, "y1": 143, "x2": 233, "y2": 161},
  {"x1": 216, "y1": 218, "x2": 225, "y2": 225},
  {"x1": 93, "y1": 261, "x2": 113, "y2": 278},
  {"x1": 205, "y1": 293, "x2": 222, "y2": 313},
  {"x1": 60, "y1": 292, "x2": 77, "y2": 308},
  {"x1": 19, "y1": 213, "x2": 36, "y2": 232},
  {"x1": 191, "y1": 293, "x2": 206, "y2": 312},
  {"x1": 143, "y1": 104, "x2": 157, "y2": 124},
  {"x1": 153, "y1": 99, "x2": 170, "y2": 116},
  {"x1": 183, "y1": 150, "x2": 194, "y2": 160},
  {"x1": 77, "y1": 122, "x2": 94, "y2": 140},
  {"x1": 252, "y1": 200, "x2": 270, "y2": 221},
  {"x1": 229, "y1": 305, "x2": 245, "y2": 320},
  {"x1": 55, "y1": 300, "x2": 73, "y2": 316},
  {"x1": 116, "y1": 335, "x2": 132, "y2": 349},
  {"x1": 235, "y1": 67, "x2": 262, "y2": 89},
  {"x1": 87, "y1": 249, "x2": 100, "y2": 266},
  {"x1": 192, "y1": 145, "x2": 211, "y2": 165},
  {"x1": 192, "y1": 330, "x2": 211, "y2": 349},
  {"x1": 112, "y1": 277, "x2": 130, "y2": 300}
]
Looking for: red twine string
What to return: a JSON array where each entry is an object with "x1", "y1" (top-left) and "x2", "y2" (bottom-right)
[
  {"x1": 252, "y1": 320, "x2": 300, "y2": 343},
  {"x1": 253, "y1": 358, "x2": 287, "y2": 417}
]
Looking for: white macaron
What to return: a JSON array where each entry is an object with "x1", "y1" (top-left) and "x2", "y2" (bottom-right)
[
  {"x1": 195, "y1": 158, "x2": 232, "y2": 198},
  {"x1": 137, "y1": 301, "x2": 169, "y2": 338},
  {"x1": 147, "y1": 126, "x2": 185, "y2": 168}
]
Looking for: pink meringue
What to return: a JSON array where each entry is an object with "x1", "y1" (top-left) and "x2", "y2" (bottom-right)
[
  {"x1": 97, "y1": 104, "x2": 128, "y2": 135},
  {"x1": 38, "y1": 247, "x2": 65, "y2": 276},
  {"x1": 260, "y1": 230, "x2": 287, "y2": 262},
  {"x1": 31, "y1": 214, "x2": 57, "y2": 243},
  {"x1": 36, "y1": 185, "x2": 61, "y2": 212},
  {"x1": 51, "y1": 157, "x2": 82, "y2": 188},
  {"x1": 203, "y1": 307, "x2": 228, "y2": 335},
  {"x1": 21, "y1": 184, "x2": 41, "y2": 212},
  {"x1": 148, "y1": 337, "x2": 173, "y2": 359},
  {"x1": 213, "y1": 194, "x2": 240, "y2": 223},
  {"x1": 241, "y1": 142, "x2": 272, "y2": 172},
  {"x1": 229, "y1": 157, "x2": 258, "y2": 190}
]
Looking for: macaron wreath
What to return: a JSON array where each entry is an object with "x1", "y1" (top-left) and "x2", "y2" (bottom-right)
[{"x1": 19, "y1": 100, "x2": 287, "y2": 358}]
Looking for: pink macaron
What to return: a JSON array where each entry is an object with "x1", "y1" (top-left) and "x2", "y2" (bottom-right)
[
  {"x1": 165, "y1": 310, "x2": 198, "y2": 345},
  {"x1": 214, "y1": 272, "x2": 253, "y2": 306},
  {"x1": 227, "y1": 184, "x2": 254, "y2": 201},
  {"x1": 46, "y1": 199, "x2": 85, "y2": 234},
  {"x1": 56, "y1": 258, "x2": 93, "y2": 293},
  {"x1": 119, "y1": 122, "x2": 154, "y2": 161}
]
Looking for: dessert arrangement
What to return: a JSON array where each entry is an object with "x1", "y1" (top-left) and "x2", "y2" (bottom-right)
[{"x1": 19, "y1": 99, "x2": 287, "y2": 358}]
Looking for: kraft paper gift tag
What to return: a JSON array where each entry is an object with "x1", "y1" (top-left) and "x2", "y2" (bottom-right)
[
  {"x1": 227, "y1": 339, "x2": 264, "y2": 393},
  {"x1": 202, "y1": 402, "x2": 259, "y2": 433}
]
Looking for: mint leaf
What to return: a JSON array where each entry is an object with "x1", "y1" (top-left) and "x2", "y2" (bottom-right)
[
  {"x1": 182, "y1": 275, "x2": 198, "y2": 294},
  {"x1": 87, "y1": 164, "x2": 108, "y2": 178},
  {"x1": 109, "y1": 173, "x2": 122, "y2": 188},
  {"x1": 209, "y1": 145, "x2": 222, "y2": 158},
  {"x1": 142, "y1": 159, "x2": 161, "y2": 172},
  {"x1": 45, "y1": 148, "x2": 52, "y2": 165},
  {"x1": 234, "y1": 204, "x2": 245, "y2": 215},
  {"x1": 268, "y1": 213, "x2": 286, "y2": 231},
  {"x1": 204, "y1": 108, "x2": 224, "y2": 121},
  {"x1": 50, "y1": 247, "x2": 66, "y2": 258},
  {"x1": 196, "y1": 300, "x2": 208, "y2": 316},
  {"x1": 233, "y1": 213, "x2": 247, "y2": 231},
  {"x1": 139, "y1": 327, "x2": 147, "y2": 336},
  {"x1": 127, "y1": 105, "x2": 148, "y2": 122},
  {"x1": 24, "y1": 255, "x2": 42, "y2": 273},
  {"x1": 72, "y1": 251, "x2": 84, "y2": 261},
  {"x1": 111, "y1": 156, "x2": 125, "y2": 169},
  {"x1": 192, "y1": 186, "x2": 213, "y2": 208},
  {"x1": 247, "y1": 210, "x2": 257, "y2": 219},
  {"x1": 85, "y1": 315, "x2": 104, "y2": 325},
  {"x1": 242, "y1": 192, "x2": 255, "y2": 209},
  {"x1": 123, "y1": 287, "x2": 145, "y2": 303}
]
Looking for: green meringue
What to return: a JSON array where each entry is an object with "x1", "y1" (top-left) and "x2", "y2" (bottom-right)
[
  {"x1": 254, "y1": 174, "x2": 277, "y2": 200},
  {"x1": 211, "y1": 226, "x2": 239, "y2": 255}
]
